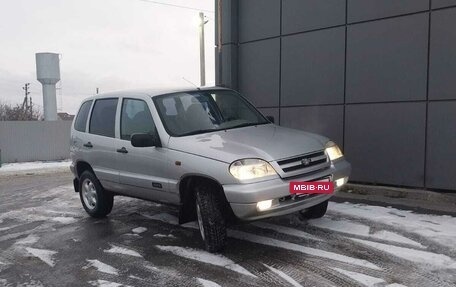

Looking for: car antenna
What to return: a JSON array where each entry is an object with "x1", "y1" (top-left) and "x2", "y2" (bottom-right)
[{"x1": 182, "y1": 77, "x2": 201, "y2": 90}]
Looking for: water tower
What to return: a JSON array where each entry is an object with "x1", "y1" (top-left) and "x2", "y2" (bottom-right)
[{"x1": 36, "y1": 52, "x2": 60, "y2": 121}]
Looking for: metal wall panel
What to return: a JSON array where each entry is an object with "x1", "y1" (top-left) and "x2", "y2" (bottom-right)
[
  {"x1": 220, "y1": 44, "x2": 238, "y2": 89},
  {"x1": 429, "y1": 8, "x2": 456, "y2": 100},
  {"x1": 280, "y1": 105, "x2": 344, "y2": 148},
  {"x1": 426, "y1": 102, "x2": 456, "y2": 190},
  {"x1": 0, "y1": 121, "x2": 72, "y2": 163},
  {"x1": 282, "y1": 0, "x2": 346, "y2": 34},
  {"x1": 347, "y1": 0, "x2": 429, "y2": 23},
  {"x1": 432, "y1": 0, "x2": 456, "y2": 9},
  {"x1": 281, "y1": 27, "x2": 345, "y2": 106},
  {"x1": 217, "y1": 1, "x2": 456, "y2": 191},
  {"x1": 346, "y1": 14, "x2": 428, "y2": 103},
  {"x1": 345, "y1": 103, "x2": 426, "y2": 187},
  {"x1": 238, "y1": 0, "x2": 280, "y2": 42},
  {"x1": 239, "y1": 38, "x2": 280, "y2": 107},
  {"x1": 215, "y1": 0, "x2": 238, "y2": 45}
]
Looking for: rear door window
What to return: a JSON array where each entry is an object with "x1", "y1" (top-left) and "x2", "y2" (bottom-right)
[
  {"x1": 89, "y1": 98, "x2": 118, "y2": 138},
  {"x1": 120, "y1": 99, "x2": 156, "y2": 141},
  {"x1": 74, "y1": 100, "x2": 92, "y2": 132}
]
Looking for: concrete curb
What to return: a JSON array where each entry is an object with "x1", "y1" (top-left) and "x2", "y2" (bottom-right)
[{"x1": 333, "y1": 183, "x2": 456, "y2": 215}]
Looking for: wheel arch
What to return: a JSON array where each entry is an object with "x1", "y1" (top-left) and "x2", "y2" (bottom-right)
[
  {"x1": 73, "y1": 161, "x2": 96, "y2": 193},
  {"x1": 178, "y1": 174, "x2": 235, "y2": 225}
]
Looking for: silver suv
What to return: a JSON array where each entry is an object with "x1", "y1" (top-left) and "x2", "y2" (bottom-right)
[{"x1": 70, "y1": 87, "x2": 350, "y2": 252}]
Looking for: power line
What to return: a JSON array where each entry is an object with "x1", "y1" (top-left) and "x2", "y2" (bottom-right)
[{"x1": 137, "y1": 0, "x2": 214, "y2": 13}]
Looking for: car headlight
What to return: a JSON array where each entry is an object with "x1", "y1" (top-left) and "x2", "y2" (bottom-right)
[
  {"x1": 325, "y1": 141, "x2": 343, "y2": 161},
  {"x1": 229, "y1": 159, "x2": 277, "y2": 180}
]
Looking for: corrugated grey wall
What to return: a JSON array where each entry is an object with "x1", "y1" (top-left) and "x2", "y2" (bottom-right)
[
  {"x1": 216, "y1": 0, "x2": 456, "y2": 191},
  {"x1": 0, "y1": 121, "x2": 72, "y2": 163}
]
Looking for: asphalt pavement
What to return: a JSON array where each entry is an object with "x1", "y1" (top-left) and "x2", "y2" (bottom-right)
[{"x1": 1, "y1": 170, "x2": 455, "y2": 287}]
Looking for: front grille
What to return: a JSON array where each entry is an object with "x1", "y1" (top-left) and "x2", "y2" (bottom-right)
[{"x1": 276, "y1": 150, "x2": 329, "y2": 176}]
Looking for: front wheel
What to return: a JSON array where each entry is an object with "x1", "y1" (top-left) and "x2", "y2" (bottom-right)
[
  {"x1": 299, "y1": 200, "x2": 328, "y2": 220},
  {"x1": 195, "y1": 186, "x2": 227, "y2": 253},
  {"x1": 79, "y1": 171, "x2": 113, "y2": 218}
]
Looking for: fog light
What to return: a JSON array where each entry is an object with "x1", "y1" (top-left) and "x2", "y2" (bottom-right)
[
  {"x1": 335, "y1": 177, "x2": 348, "y2": 187},
  {"x1": 257, "y1": 200, "x2": 273, "y2": 211}
]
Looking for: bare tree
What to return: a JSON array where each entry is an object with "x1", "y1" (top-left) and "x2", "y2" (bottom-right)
[{"x1": 0, "y1": 102, "x2": 42, "y2": 121}]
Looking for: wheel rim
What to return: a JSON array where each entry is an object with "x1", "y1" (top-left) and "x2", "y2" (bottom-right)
[
  {"x1": 196, "y1": 201, "x2": 205, "y2": 240},
  {"x1": 82, "y1": 179, "x2": 98, "y2": 211}
]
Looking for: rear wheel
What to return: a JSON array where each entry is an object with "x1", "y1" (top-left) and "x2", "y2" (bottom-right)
[
  {"x1": 299, "y1": 200, "x2": 328, "y2": 220},
  {"x1": 79, "y1": 171, "x2": 113, "y2": 218},
  {"x1": 195, "y1": 185, "x2": 227, "y2": 253}
]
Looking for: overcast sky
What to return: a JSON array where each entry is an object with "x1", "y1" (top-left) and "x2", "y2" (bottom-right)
[{"x1": 0, "y1": 0, "x2": 215, "y2": 114}]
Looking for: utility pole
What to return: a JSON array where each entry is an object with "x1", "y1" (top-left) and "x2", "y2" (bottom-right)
[
  {"x1": 22, "y1": 83, "x2": 30, "y2": 120},
  {"x1": 29, "y1": 97, "x2": 33, "y2": 119},
  {"x1": 199, "y1": 12, "x2": 208, "y2": 87}
]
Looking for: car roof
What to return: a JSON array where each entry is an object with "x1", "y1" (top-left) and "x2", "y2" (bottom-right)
[{"x1": 82, "y1": 86, "x2": 233, "y2": 101}]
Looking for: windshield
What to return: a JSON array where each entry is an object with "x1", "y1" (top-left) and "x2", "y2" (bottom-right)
[{"x1": 153, "y1": 90, "x2": 269, "y2": 137}]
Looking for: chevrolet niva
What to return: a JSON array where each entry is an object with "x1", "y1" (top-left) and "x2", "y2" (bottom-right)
[{"x1": 70, "y1": 87, "x2": 351, "y2": 252}]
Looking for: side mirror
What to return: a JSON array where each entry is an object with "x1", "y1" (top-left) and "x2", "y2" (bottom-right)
[
  {"x1": 131, "y1": 133, "x2": 161, "y2": 148},
  {"x1": 266, "y1": 116, "x2": 275, "y2": 124}
]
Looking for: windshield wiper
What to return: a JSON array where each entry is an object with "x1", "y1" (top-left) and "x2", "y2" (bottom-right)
[
  {"x1": 179, "y1": 128, "x2": 222, "y2": 137},
  {"x1": 226, "y1": 121, "x2": 269, "y2": 130}
]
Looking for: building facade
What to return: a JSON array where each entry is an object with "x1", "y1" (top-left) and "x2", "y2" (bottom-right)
[{"x1": 215, "y1": 0, "x2": 456, "y2": 191}]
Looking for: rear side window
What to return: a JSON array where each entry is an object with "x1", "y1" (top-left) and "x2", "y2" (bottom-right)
[
  {"x1": 74, "y1": 100, "x2": 92, "y2": 132},
  {"x1": 89, "y1": 98, "x2": 118, "y2": 138}
]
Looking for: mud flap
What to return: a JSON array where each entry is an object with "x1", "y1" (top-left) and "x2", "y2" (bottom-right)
[{"x1": 73, "y1": 178, "x2": 80, "y2": 193}]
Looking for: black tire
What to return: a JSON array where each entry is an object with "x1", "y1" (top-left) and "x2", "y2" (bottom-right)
[
  {"x1": 79, "y1": 171, "x2": 113, "y2": 218},
  {"x1": 195, "y1": 185, "x2": 227, "y2": 253},
  {"x1": 299, "y1": 200, "x2": 328, "y2": 220}
]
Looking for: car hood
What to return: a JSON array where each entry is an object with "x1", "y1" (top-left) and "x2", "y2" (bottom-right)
[{"x1": 168, "y1": 124, "x2": 329, "y2": 163}]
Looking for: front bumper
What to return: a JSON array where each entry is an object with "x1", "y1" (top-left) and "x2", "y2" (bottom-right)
[{"x1": 223, "y1": 158, "x2": 351, "y2": 221}]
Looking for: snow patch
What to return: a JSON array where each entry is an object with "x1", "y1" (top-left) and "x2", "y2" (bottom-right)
[
  {"x1": 15, "y1": 280, "x2": 44, "y2": 287},
  {"x1": 351, "y1": 238, "x2": 456, "y2": 269},
  {"x1": 263, "y1": 264, "x2": 303, "y2": 287},
  {"x1": 104, "y1": 244, "x2": 142, "y2": 258},
  {"x1": 182, "y1": 221, "x2": 199, "y2": 229},
  {"x1": 142, "y1": 213, "x2": 178, "y2": 225},
  {"x1": 15, "y1": 234, "x2": 39, "y2": 246},
  {"x1": 153, "y1": 233, "x2": 176, "y2": 239},
  {"x1": 333, "y1": 267, "x2": 385, "y2": 286},
  {"x1": 252, "y1": 222, "x2": 322, "y2": 242},
  {"x1": 156, "y1": 245, "x2": 256, "y2": 277},
  {"x1": 144, "y1": 264, "x2": 160, "y2": 272},
  {"x1": 370, "y1": 230, "x2": 424, "y2": 248},
  {"x1": 89, "y1": 279, "x2": 132, "y2": 287},
  {"x1": 85, "y1": 259, "x2": 119, "y2": 275},
  {"x1": 196, "y1": 278, "x2": 221, "y2": 287},
  {"x1": 128, "y1": 275, "x2": 143, "y2": 280},
  {"x1": 309, "y1": 217, "x2": 370, "y2": 236},
  {"x1": 0, "y1": 160, "x2": 70, "y2": 173},
  {"x1": 228, "y1": 230, "x2": 381, "y2": 270},
  {"x1": 25, "y1": 247, "x2": 57, "y2": 267},
  {"x1": 309, "y1": 217, "x2": 424, "y2": 248},
  {"x1": 132, "y1": 227, "x2": 147, "y2": 234},
  {"x1": 0, "y1": 225, "x2": 20, "y2": 232},
  {"x1": 52, "y1": 216, "x2": 78, "y2": 224},
  {"x1": 4, "y1": 160, "x2": 71, "y2": 171},
  {"x1": 330, "y1": 202, "x2": 456, "y2": 250}
]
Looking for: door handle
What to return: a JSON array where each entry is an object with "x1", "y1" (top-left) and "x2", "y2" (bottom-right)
[
  {"x1": 83, "y1": 142, "x2": 93, "y2": 148},
  {"x1": 116, "y1": 147, "x2": 128, "y2": 154}
]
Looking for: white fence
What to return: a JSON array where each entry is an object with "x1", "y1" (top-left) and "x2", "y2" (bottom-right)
[{"x1": 0, "y1": 121, "x2": 72, "y2": 164}]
